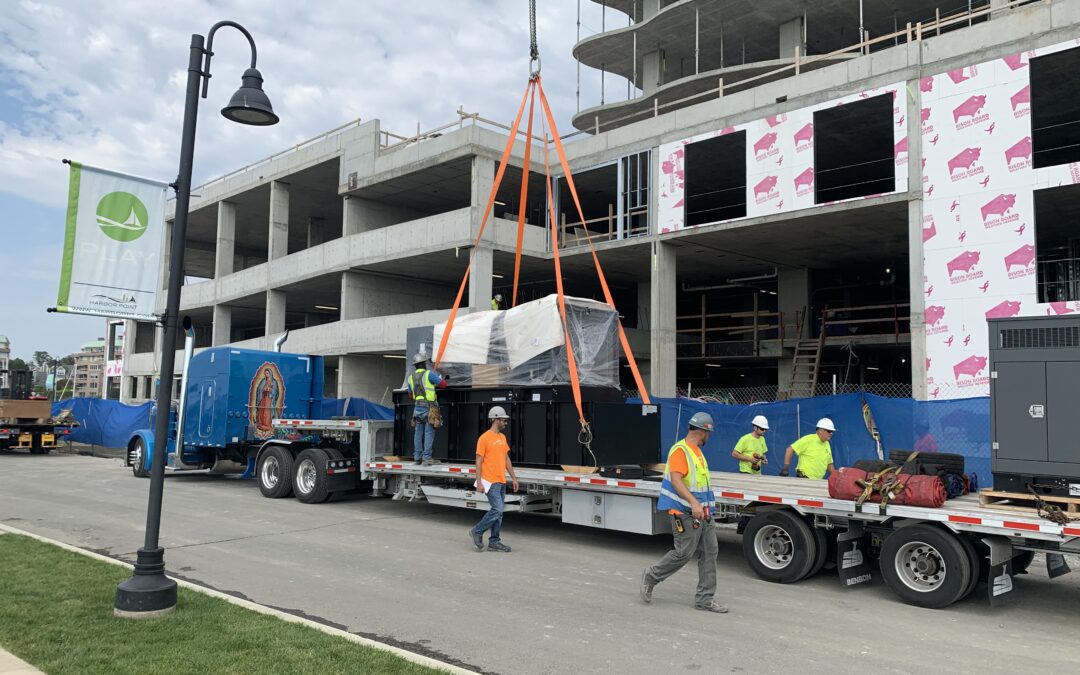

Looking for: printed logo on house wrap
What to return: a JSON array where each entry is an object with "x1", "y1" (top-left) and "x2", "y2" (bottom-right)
[
  {"x1": 948, "y1": 147, "x2": 984, "y2": 182},
  {"x1": 1004, "y1": 245, "x2": 1036, "y2": 279},
  {"x1": 753, "y1": 175, "x2": 780, "y2": 204},
  {"x1": 946, "y1": 250, "x2": 983, "y2": 284},
  {"x1": 1010, "y1": 85, "x2": 1030, "y2": 118},
  {"x1": 1005, "y1": 136, "x2": 1033, "y2": 172},
  {"x1": 985, "y1": 299, "x2": 1023, "y2": 319},
  {"x1": 921, "y1": 106, "x2": 934, "y2": 136},
  {"x1": 895, "y1": 137, "x2": 908, "y2": 165},
  {"x1": 753, "y1": 132, "x2": 780, "y2": 161},
  {"x1": 980, "y1": 193, "x2": 1018, "y2": 229},
  {"x1": 953, "y1": 355, "x2": 989, "y2": 387},
  {"x1": 922, "y1": 214, "x2": 937, "y2": 243},
  {"x1": 793, "y1": 122, "x2": 814, "y2": 153},
  {"x1": 794, "y1": 168, "x2": 814, "y2": 197},
  {"x1": 925, "y1": 304, "x2": 948, "y2": 336},
  {"x1": 952, "y1": 95, "x2": 989, "y2": 130}
]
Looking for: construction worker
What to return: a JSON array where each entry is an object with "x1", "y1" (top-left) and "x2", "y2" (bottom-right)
[
  {"x1": 470, "y1": 406, "x2": 519, "y2": 553},
  {"x1": 731, "y1": 414, "x2": 769, "y2": 474},
  {"x1": 491, "y1": 293, "x2": 503, "y2": 310},
  {"x1": 640, "y1": 412, "x2": 728, "y2": 614},
  {"x1": 779, "y1": 418, "x2": 837, "y2": 479},
  {"x1": 407, "y1": 353, "x2": 447, "y2": 466}
]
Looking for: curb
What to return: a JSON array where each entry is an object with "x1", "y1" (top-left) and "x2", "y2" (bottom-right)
[{"x1": 0, "y1": 526, "x2": 474, "y2": 675}]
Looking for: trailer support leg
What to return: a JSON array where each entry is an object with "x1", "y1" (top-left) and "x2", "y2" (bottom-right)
[{"x1": 239, "y1": 457, "x2": 256, "y2": 480}]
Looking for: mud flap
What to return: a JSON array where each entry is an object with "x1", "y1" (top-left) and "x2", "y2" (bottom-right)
[
  {"x1": 836, "y1": 521, "x2": 873, "y2": 587},
  {"x1": 983, "y1": 536, "x2": 1014, "y2": 607},
  {"x1": 1046, "y1": 552, "x2": 1072, "y2": 579}
]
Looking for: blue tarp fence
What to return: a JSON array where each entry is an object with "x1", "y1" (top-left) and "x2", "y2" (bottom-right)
[
  {"x1": 51, "y1": 397, "x2": 394, "y2": 448},
  {"x1": 628, "y1": 393, "x2": 991, "y2": 484}
]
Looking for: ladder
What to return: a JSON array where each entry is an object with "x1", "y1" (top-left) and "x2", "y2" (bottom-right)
[{"x1": 789, "y1": 307, "x2": 826, "y2": 398}]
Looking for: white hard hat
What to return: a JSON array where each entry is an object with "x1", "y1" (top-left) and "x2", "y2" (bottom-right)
[
  {"x1": 495, "y1": 293, "x2": 503, "y2": 301},
  {"x1": 412, "y1": 353, "x2": 427, "y2": 365},
  {"x1": 816, "y1": 418, "x2": 836, "y2": 432},
  {"x1": 488, "y1": 406, "x2": 509, "y2": 420},
  {"x1": 752, "y1": 415, "x2": 769, "y2": 430}
]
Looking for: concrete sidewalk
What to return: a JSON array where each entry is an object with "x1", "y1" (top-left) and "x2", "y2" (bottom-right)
[{"x1": 0, "y1": 648, "x2": 41, "y2": 674}]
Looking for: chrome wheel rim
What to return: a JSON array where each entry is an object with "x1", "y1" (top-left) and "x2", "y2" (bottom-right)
[
  {"x1": 297, "y1": 458, "x2": 317, "y2": 494},
  {"x1": 131, "y1": 441, "x2": 144, "y2": 472},
  {"x1": 754, "y1": 524, "x2": 794, "y2": 570},
  {"x1": 261, "y1": 455, "x2": 280, "y2": 488},
  {"x1": 895, "y1": 540, "x2": 946, "y2": 592}
]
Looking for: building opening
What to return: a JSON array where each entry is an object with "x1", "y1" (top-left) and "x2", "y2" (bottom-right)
[
  {"x1": 814, "y1": 94, "x2": 895, "y2": 202},
  {"x1": 1034, "y1": 183, "x2": 1080, "y2": 303},
  {"x1": 1031, "y1": 45, "x2": 1080, "y2": 169},
  {"x1": 684, "y1": 131, "x2": 747, "y2": 227}
]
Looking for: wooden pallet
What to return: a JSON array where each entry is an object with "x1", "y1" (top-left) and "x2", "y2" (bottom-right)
[{"x1": 978, "y1": 489, "x2": 1080, "y2": 514}]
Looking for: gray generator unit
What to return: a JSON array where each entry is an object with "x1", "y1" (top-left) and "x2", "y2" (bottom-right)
[{"x1": 989, "y1": 315, "x2": 1080, "y2": 496}]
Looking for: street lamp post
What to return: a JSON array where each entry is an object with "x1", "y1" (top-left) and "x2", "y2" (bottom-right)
[{"x1": 114, "y1": 20, "x2": 278, "y2": 618}]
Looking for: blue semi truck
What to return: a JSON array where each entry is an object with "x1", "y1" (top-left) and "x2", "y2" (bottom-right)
[{"x1": 126, "y1": 344, "x2": 328, "y2": 494}]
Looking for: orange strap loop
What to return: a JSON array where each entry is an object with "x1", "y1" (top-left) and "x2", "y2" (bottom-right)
[
  {"x1": 535, "y1": 79, "x2": 651, "y2": 404},
  {"x1": 434, "y1": 80, "x2": 535, "y2": 368},
  {"x1": 539, "y1": 113, "x2": 587, "y2": 426},
  {"x1": 511, "y1": 86, "x2": 536, "y2": 308}
]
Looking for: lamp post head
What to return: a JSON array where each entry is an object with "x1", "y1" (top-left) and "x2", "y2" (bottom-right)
[{"x1": 221, "y1": 67, "x2": 278, "y2": 126}]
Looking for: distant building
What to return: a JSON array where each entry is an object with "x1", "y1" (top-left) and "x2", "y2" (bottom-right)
[{"x1": 0, "y1": 335, "x2": 10, "y2": 392}]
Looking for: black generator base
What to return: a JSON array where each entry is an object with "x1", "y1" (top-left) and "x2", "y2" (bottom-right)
[
  {"x1": 993, "y1": 472, "x2": 1080, "y2": 498},
  {"x1": 393, "y1": 385, "x2": 661, "y2": 469}
]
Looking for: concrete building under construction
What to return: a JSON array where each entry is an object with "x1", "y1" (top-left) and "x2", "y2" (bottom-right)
[{"x1": 121, "y1": 0, "x2": 1080, "y2": 405}]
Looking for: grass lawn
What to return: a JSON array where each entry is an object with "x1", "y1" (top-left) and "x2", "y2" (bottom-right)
[{"x1": 0, "y1": 534, "x2": 445, "y2": 675}]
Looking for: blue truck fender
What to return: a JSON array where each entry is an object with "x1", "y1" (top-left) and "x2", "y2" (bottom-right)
[
  {"x1": 127, "y1": 429, "x2": 154, "y2": 473},
  {"x1": 254, "y1": 439, "x2": 310, "y2": 467}
]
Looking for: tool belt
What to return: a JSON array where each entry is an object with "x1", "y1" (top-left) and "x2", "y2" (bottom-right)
[{"x1": 427, "y1": 404, "x2": 443, "y2": 428}]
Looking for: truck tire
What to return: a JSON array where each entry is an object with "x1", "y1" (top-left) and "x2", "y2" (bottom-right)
[
  {"x1": 956, "y1": 535, "x2": 983, "y2": 601},
  {"x1": 1012, "y1": 550, "x2": 1036, "y2": 575},
  {"x1": 258, "y1": 446, "x2": 294, "y2": 499},
  {"x1": 130, "y1": 438, "x2": 150, "y2": 478},
  {"x1": 879, "y1": 524, "x2": 972, "y2": 609},
  {"x1": 293, "y1": 448, "x2": 332, "y2": 504},
  {"x1": 807, "y1": 527, "x2": 832, "y2": 578},
  {"x1": 741, "y1": 510, "x2": 818, "y2": 584}
]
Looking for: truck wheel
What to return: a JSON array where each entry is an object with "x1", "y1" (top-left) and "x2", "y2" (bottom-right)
[
  {"x1": 130, "y1": 438, "x2": 150, "y2": 478},
  {"x1": 956, "y1": 535, "x2": 983, "y2": 601},
  {"x1": 879, "y1": 524, "x2": 971, "y2": 609},
  {"x1": 741, "y1": 510, "x2": 818, "y2": 583},
  {"x1": 258, "y1": 446, "x2": 294, "y2": 499},
  {"x1": 293, "y1": 448, "x2": 332, "y2": 504},
  {"x1": 807, "y1": 527, "x2": 832, "y2": 578}
]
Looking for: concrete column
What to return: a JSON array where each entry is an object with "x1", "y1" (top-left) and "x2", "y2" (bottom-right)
[
  {"x1": 266, "y1": 290, "x2": 286, "y2": 337},
  {"x1": 212, "y1": 305, "x2": 232, "y2": 346},
  {"x1": 907, "y1": 75, "x2": 928, "y2": 401},
  {"x1": 641, "y1": 51, "x2": 662, "y2": 93},
  {"x1": 337, "y1": 354, "x2": 406, "y2": 406},
  {"x1": 268, "y1": 181, "x2": 290, "y2": 260},
  {"x1": 215, "y1": 201, "x2": 236, "y2": 278},
  {"x1": 649, "y1": 241, "x2": 676, "y2": 397},
  {"x1": 343, "y1": 196, "x2": 362, "y2": 236},
  {"x1": 306, "y1": 217, "x2": 325, "y2": 249},
  {"x1": 470, "y1": 156, "x2": 496, "y2": 235},
  {"x1": 468, "y1": 246, "x2": 494, "y2": 310},
  {"x1": 777, "y1": 267, "x2": 811, "y2": 391},
  {"x1": 779, "y1": 16, "x2": 804, "y2": 59},
  {"x1": 341, "y1": 271, "x2": 364, "y2": 320}
]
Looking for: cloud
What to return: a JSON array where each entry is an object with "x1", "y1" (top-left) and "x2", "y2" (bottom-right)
[{"x1": 0, "y1": 0, "x2": 607, "y2": 209}]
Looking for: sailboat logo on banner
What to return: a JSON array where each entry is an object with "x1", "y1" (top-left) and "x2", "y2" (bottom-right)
[{"x1": 96, "y1": 191, "x2": 149, "y2": 243}]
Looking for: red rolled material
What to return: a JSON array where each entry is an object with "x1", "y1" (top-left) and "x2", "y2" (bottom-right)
[{"x1": 828, "y1": 467, "x2": 947, "y2": 508}]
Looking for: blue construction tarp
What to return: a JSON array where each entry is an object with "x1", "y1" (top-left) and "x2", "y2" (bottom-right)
[
  {"x1": 51, "y1": 398, "x2": 152, "y2": 449},
  {"x1": 319, "y1": 398, "x2": 393, "y2": 421},
  {"x1": 629, "y1": 393, "x2": 992, "y2": 484}
]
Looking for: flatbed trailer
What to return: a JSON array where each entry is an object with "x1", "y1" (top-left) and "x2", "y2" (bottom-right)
[{"x1": 259, "y1": 418, "x2": 1078, "y2": 609}]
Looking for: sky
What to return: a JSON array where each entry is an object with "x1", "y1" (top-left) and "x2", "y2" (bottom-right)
[{"x1": 0, "y1": 0, "x2": 621, "y2": 361}]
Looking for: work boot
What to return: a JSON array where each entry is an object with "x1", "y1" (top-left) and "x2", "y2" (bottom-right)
[
  {"x1": 470, "y1": 528, "x2": 484, "y2": 552},
  {"x1": 427, "y1": 459, "x2": 442, "y2": 465},
  {"x1": 422, "y1": 459, "x2": 433, "y2": 466},
  {"x1": 487, "y1": 542, "x2": 512, "y2": 553},
  {"x1": 694, "y1": 600, "x2": 729, "y2": 614},
  {"x1": 413, "y1": 458, "x2": 422, "y2": 465},
  {"x1": 640, "y1": 569, "x2": 654, "y2": 604}
]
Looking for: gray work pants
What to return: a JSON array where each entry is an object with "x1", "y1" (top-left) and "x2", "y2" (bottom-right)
[{"x1": 645, "y1": 513, "x2": 718, "y2": 606}]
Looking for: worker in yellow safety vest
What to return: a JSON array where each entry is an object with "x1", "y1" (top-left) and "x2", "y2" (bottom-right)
[
  {"x1": 731, "y1": 414, "x2": 769, "y2": 474},
  {"x1": 640, "y1": 412, "x2": 728, "y2": 614},
  {"x1": 779, "y1": 418, "x2": 838, "y2": 480},
  {"x1": 491, "y1": 294, "x2": 503, "y2": 310},
  {"x1": 407, "y1": 353, "x2": 448, "y2": 466}
]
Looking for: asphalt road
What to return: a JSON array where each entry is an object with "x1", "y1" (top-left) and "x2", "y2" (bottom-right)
[{"x1": 2, "y1": 453, "x2": 1078, "y2": 674}]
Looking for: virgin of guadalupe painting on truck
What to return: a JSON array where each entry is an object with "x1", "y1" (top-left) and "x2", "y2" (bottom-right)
[{"x1": 249, "y1": 363, "x2": 285, "y2": 439}]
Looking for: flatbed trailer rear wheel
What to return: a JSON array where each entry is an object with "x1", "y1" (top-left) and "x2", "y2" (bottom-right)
[
  {"x1": 879, "y1": 524, "x2": 972, "y2": 608},
  {"x1": 293, "y1": 448, "x2": 332, "y2": 504}
]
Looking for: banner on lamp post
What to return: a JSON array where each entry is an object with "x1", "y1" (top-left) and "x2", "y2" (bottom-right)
[{"x1": 56, "y1": 161, "x2": 168, "y2": 320}]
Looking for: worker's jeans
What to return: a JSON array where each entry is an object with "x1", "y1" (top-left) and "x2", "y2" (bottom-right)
[
  {"x1": 471, "y1": 482, "x2": 505, "y2": 545},
  {"x1": 412, "y1": 410, "x2": 435, "y2": 461},
  {"x1": 644, "y1": 513, "x2": 718, "y2": 606}
]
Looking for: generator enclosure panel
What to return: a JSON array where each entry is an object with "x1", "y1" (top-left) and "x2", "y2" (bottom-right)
[{"x1": 989, "y1": 316, "x2": 1080, "y2": 496}]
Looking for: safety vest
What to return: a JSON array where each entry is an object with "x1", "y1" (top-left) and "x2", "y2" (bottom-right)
[
  {"x1": 491, "y1": 298, "x2": 500, "y2": 310},
  {"x1": 408, "y1": 369, "x2": 436, "y2": 402},
  {"x1": 656, "y1": 440, "x2": 713, "y2": 514}
]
